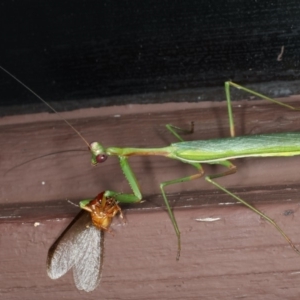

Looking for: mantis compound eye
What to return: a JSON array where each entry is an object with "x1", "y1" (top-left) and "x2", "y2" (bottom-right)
[{"x1": 96, "y1": 154, "x2": 108, "y2": 163}]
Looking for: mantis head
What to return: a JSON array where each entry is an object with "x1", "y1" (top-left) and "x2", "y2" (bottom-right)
[{"x1": 89, "y1": 142, "x2": 108, "y2": 165}]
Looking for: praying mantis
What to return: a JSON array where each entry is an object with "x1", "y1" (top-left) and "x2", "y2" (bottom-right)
[
  {"x1": 2, "y1": 65, "x2": 300, "y2": 262},
  {"x1": 87, "y1": 83, "x2": 300, "y2": 260}
]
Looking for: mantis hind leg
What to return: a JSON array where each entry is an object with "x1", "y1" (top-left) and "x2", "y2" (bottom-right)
[
  {"x1": 160, "y1": 162, "x2": 204, "y2": 260},
  {"x1": 224, "y1": 81, "x2": 300, "y2": 138},
  {"x1": 206, "y1": 160, "x2": 300, "y2": 255}
]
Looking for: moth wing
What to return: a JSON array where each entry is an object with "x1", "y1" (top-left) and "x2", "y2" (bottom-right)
[
  {"x1": 72, "y1": 227, "x2": 104, "y2": 292},
  {"x1": 47, "y1": 211, "x2": 92, "y2": 279}
]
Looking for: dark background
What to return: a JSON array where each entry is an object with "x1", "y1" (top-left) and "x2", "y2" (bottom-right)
[{"x1": 1, "y1": 0, "x2": 300, "y2": 115}]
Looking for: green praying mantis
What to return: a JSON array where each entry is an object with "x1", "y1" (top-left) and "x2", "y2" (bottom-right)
[
  {"x1": 2, "y1": 65, "x2": 300, "y2": 261},
  {"x1": 87, "y1": 83, "x2": 300, "y2": 260}
]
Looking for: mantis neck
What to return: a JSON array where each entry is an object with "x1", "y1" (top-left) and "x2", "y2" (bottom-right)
[{"x1": 106, "y1": 146, "x2": 174, "y2": 157}]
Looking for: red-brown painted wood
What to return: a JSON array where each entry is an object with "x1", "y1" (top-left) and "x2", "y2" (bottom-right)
[{"x1": 1, "y1": 97, "x2": 300, "y2": 299}]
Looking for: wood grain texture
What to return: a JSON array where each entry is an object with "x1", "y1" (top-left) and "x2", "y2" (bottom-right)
[{"x1": 1, "y1": 97, "x2": 300, "y2": 299}]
